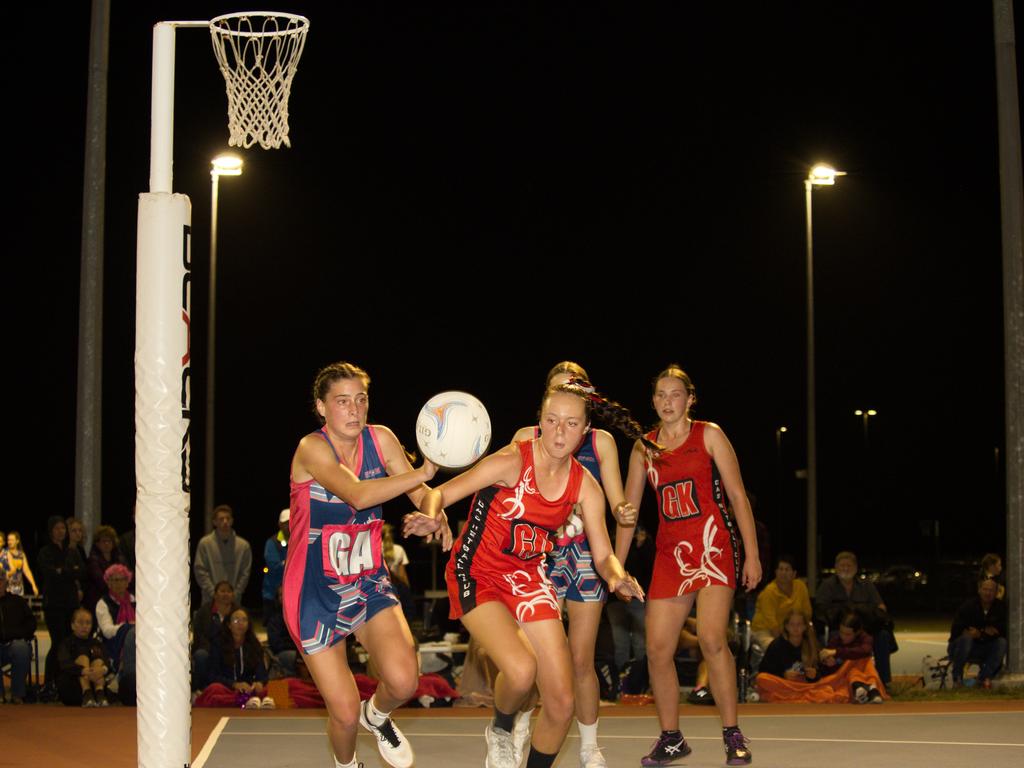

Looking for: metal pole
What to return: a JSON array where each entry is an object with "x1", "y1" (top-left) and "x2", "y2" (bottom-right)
[
  {"x1": 205, "y1": 173, "x2": 219, "y2": 534},
  {"x1": 993, "y1": 0, "x2": 1024, "y2": 674},
  {"x1": 76, "y1": 0, "x2": 110, "y2": 549},
  {"x1": 805, "y1": 179, "x2": 818, "y2": 592}
]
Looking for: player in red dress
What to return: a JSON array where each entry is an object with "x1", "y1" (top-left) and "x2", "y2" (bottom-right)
[
  {"x1": 509, "y1": 362, "x2": 641, "y2": 768},
  {"x1": 406, "y1": 384, "x2": 644, "y2": 768},
  {"x1": 618, "y1": 365, "x2": 760, "y2": 766}
]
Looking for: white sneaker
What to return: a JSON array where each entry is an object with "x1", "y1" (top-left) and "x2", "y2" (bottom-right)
[
  {"x1": 360, "y1": 699, "x2": 414, "y2": 768},
  {"x1": 485, "y1": 725, "x2": 519, "y2": 768},
  {"x1": 580, "y1": 745, "x2": 608, "y2": 768},
  {"x1": 244, "y1": 696, "x2": 262, "y2": 709},
  {"x1": 260, "y1": 696, "x2": 276, "y2": 709},
  {"x1": 512, "y1": 711, "x2": 532, "y2": 763}
]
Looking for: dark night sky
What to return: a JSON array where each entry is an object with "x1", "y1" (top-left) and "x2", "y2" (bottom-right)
[{"x1": 11, "y1": 2, "x2": 1015, "y2": 604}]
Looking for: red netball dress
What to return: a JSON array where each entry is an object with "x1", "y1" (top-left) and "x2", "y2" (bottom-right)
[
  {"x1": 446, "y1": 440, "x2": 584, "y2": 622},
  {"x1": 644, "y1": 421, "x2": 740, "y2": 598}
]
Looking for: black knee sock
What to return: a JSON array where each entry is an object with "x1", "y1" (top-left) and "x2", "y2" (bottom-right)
[
  {"x1": 492, "y1": 707, "x2": 515, "y2": 733},
  {"x1": 525, "y1": 747, "x2": 558, "y2": 768}
]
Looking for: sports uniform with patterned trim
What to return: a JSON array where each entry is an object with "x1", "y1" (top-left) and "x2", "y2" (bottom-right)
[
  {"x1": 644, "y1": 421, "x2": 740, "y2": 599},
  {"x1": 446, "y1": 440, "x2": 584, "y2": 623},
  {"x1": 538, "y1": 428, "x2": 609, "y2": 603},
  {"x1": 283, "y1": 426, "x2": 399, "y2": 655}
]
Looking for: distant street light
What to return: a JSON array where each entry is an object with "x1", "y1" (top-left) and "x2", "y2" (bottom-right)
[
  {"x1": 205, "y1": 153, "x2": 244, "y2": 533},
  {"x1": 805, "y1": 163, "x2": 844, "y2": 593},
  {"x1": 854, "y1": 408, "x2": 879, "y2": 449}
]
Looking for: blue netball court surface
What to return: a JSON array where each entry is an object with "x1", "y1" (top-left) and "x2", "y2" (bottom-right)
[{"x1": 191, "y1": 705, "x2": 1024, "y2": 768}]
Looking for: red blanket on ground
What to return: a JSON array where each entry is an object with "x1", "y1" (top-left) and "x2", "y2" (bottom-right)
[{"x1": 287, "y1": 674, "x2": 459, "y2": 708}]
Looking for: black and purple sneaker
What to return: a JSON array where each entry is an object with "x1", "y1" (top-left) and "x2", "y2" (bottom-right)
[
  {"x1": 640, "y1": 731, "x2": 692, "y2": 766},
  {"x1": 724, "y1": 728, "x2": 752, "y2": 765}
]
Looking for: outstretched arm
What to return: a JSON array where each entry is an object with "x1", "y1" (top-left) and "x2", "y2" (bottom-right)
[
  {"x1": 406, "y1": 445, "x2": 523, "y2": 538},
  {"x1": 294, "y1": 433, "x2": 436, "y2": 510}
]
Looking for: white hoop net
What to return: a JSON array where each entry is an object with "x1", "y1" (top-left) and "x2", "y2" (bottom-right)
[{"x1": 210, "y1": 12, "x2": 309, "y2": 149}]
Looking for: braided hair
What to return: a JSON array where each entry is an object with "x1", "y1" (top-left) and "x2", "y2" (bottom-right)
[{"x1": 550, "y1": 378, "x2": 663, "y2": 453}]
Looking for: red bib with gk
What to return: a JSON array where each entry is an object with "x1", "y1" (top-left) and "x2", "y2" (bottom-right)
[{"x1": 321, "y1": 520, "x2": 384, "y2": 584}]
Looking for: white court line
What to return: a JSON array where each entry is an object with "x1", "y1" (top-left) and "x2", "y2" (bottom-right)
[
  {"x1": 223, "y1": 709, "x2": 1023, "y2": 722},
  {"x1": 192, "y1": 716, "x2": 230, "y2": 768},
  {"x1": 216, "y1": 731, "x2": 1024, "y2": 747}
]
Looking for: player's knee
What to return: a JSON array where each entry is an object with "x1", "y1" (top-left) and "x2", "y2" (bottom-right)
[
  {"x1": 646, "y1": 634, "x2": 676, "y2": 665},
  {"x1": 570, "y1": 648, "x2": 594, "y2": 680},
  {"x1": 542, "y1": 683, "x2": 575, "y2": 726},
  {"x1": 501, "y1": 655, "x2": 537, "y2": 695},
  {"x1": 383, "y1": 663, "x2": 419, "y2": 702},
  {"x1": 326, "y1": 702, "x2": 360, "y2": 734},
  {"x1": 697, "y1": 630, "x2": 728, "y2": 659}
]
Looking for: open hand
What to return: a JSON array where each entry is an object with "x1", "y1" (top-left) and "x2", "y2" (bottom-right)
[{"x1": 610, "y1": 573, "x2": 645, "y2": 602}]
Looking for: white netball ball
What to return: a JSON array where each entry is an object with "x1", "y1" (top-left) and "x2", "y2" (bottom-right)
[{"x1": 415, "y1": 391, "x2": 492, "y2": 469}]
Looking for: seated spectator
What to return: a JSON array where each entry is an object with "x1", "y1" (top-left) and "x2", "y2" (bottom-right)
[
  {"x1": 262, "y1": 509, "x2": 289, "y2": 620},
  {"x1": 264, "y1": 587, "x2": 298, "y2": 678},
  {"x1": 194, "y1": 608, "x2": 272, "y2": 709},
  {"x1": 814, "y1": 550, "x2": 895, "y2": 684},
  {"x1": 948, "y1": 578, "x2": 1008, "y2": 688},
  {"x1": 758, "y1": 610, "x2": 820, "y2": 682},
  {"x1": 56, "y1": 607, "x2": 111, "y2": 707},
  {"x1": 978, "y1": 554, "x2": 1006, "y2": 600},
  {"x1": 2, "y1": 531, "x2": 38, "y2": 597},
  {"x1": 0, "y1": 569, "x2": 35, "y2": 703},
  {"x1": 756, "y1": 610, "x2": 885, "y2": 703},
  {"x1": 85, "y1": 525, "x2": 124, "y2": 611},
  {"x1": 191, "y1": 580, "x2": 239, "y2": 691},
  {"x1": 95, "y1": 565, "x2": 136, "y2": 684},
  {"x1": 820, "y1": 612, "x2": 883, "y2": 703},
  {"x1": 752, "y1": 555, "x2": 812, "y2": 650}
]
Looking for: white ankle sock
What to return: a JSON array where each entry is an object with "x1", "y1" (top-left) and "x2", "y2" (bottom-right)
[
  {"x1": 578, "y1": 719, "x2": 598, "y2": 750},
  {"x1": 334, "y1": 754, "x2": 358, "y2": 768},
  {"x1": 366, "y1": 695, "x2": 390, "y2": 726}
]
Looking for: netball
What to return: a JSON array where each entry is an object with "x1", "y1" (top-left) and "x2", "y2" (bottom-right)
[{"x1": 415, "y1": 391, "x2": 492, "y2": 469}]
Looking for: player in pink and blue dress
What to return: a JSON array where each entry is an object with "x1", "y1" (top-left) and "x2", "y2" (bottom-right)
[
  {"x1": 284, "y1": 362, "x2": 451, "y2": 768},
  {"x1": 509, "y1": 362, "x2": 642, "y2": 768}
]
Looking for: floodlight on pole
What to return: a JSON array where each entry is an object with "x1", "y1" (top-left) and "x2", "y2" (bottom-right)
[
  {"x1": 205, "y1": 153, "x2": 244, "y2": 533},
  {"x1": 804, "y1": 163, "x2": 843, "y2": 593}
]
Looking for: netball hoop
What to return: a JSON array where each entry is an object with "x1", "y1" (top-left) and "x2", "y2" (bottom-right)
[
  {"x1": 135, "y1": 12, "x2": 308, "y2": 768},
  {"x1": 210, "y1": 12, "x2": 309, "y2": 149}
]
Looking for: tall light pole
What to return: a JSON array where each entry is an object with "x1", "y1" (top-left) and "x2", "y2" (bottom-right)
[
  {"x1": 205, "y1": 153, "x2": 243, "y2": 533},
  {"x1": 805, "y1": 163, "x2": 844, "y2": 592},
  {"x1": 775, "y1": 425, "x2": 788, "y2": 555}
]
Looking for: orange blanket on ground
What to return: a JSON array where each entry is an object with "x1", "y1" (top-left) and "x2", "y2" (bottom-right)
[{"x1": 755, "y1": 658, "x2": 889, "y2": 703}]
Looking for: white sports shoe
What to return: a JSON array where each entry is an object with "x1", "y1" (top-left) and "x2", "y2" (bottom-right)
[
  {"x1": 580, "y1": 745, "x2": 608, "y2": 768},
  {"x1": 243, "y1": 696, "x2": 262, "y2": 709},
  {"x1": 359, "y1": 699, "x2": 414, "y2": 768},
  {"x1": 260, "y1": 696, "x2": 276, "y2": 709},
  {"x1": 485, "y1": 725, "x2": 519, "y2": 768},
  {"x1": 512, "y1": 711, "x2": 532, "y2": 763}
]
